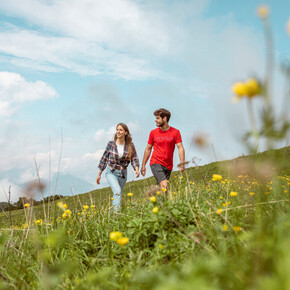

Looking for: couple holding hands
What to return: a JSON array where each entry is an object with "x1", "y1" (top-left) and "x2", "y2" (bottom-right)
[{"x1": 96, "y1": 108, "x2": 185, "y2": 211}]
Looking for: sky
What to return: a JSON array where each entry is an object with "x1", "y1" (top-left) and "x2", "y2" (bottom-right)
[{"x1": 0, "y1": 0, "x2": 289, "y2": 202}]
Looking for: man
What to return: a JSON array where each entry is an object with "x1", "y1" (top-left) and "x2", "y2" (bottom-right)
[{"x1": 141, "y1": 108, "x2": 185, "y2": 190}]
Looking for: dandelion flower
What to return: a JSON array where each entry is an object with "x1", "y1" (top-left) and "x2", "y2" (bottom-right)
[
  {"x1": 90, "y1": 205, "x2": 95, "y2": 209},
  {"x1": 127, "y1": 193, "x2": 133, "y2": 197},
  {"x1": 63, "y1": 204, "x2": 68, "y2": 209},
  {"x1": 109, "y1": 231, "x2": 122, "y2": 241},
  {"x1": 83, "y1": 205, "x2": 89, "y2": 210},
  {"x1": 24, "y1": 203, "x2": 30, "y2": 208},
  {"x1": 116, "y1": 237, "x2": 129, "y2": 246},
  {"x1": 257, "y1": 4, "x2": 269, "y2": 19},
  {"x1": 35, "y1": 220, "x2": 42, "y2": 225},
  {"x1": 222, "y1": 225, "x2": 228, "y2": 232},
  {"x1": 156, "y1": 191, "x2": 161, "y2": 195},
  {"x1": 150, "y1": 196, "x2": 156, "y2": 202},
  {"x1": 161, "y1": 188, "x2": 167, "y2": 192},
  {"x1": 230, "y1": 191, "x2": 238, "y2": 197},
  {"x1": 152, "y1": 207, "x2": 159, "y2": 214},
  {"x1": 216, "y1": 209, "x2": 223, "y2": 214},
  {"x1": 233, "y1": 226, "x2": 242, "y2": 233},
  {"x1": 111, "y1": 197, "x2": 114, "y2": 200},
  {"x1": 249, "y1": 192, "x2": 255, "y2": 196},
  {"x1": 232, "y1": 82, "x2": 247, "y2": 97},
  {"x1": 212, "y1": 174, "x2": 222, "y2": 181},
  {"x1": 245, "y1": 78, "x2": 261, "y2": 97}
]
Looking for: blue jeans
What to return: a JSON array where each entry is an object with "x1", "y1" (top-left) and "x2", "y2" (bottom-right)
[{"x1": 105, "y1": 167, "x2": 127, "y2": 211}]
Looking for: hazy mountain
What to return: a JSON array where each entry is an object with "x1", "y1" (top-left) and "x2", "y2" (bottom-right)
[{"x1": 0, "y1": 169, "x2": 94, "y2": 201}]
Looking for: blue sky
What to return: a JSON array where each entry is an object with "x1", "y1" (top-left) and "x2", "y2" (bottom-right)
[{"x1": 0, "y1": 0, "x2": 289, "y2": 201}]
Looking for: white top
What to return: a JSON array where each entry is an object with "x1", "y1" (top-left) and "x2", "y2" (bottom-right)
[{"x1": 117, "y1": 144, "x2": 124, "y2": 158}]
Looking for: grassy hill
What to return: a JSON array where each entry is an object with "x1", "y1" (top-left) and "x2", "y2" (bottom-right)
[
  {"x1": 0, "y1": 146, "x2": 290, "y2": 289},
  {"x1": 1, "y1": 146, "x2": 289, "y2": 229}
]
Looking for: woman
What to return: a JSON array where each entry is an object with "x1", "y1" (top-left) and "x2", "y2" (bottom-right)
[{"x1": 96, "y1": 123, "x2": 140, "y2": 211}]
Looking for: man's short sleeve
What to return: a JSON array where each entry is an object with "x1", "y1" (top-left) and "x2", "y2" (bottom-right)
[
  {"x1": 148, "y1": 130, "x2": 154, "y2": 145},
  {"x1": 175, "y1": 130, "x2": 182, "y2": 144}
]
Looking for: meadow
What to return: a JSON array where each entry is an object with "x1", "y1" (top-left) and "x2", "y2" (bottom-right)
[
  {"x1": 1, "y1": 4, "x2": 290, "y2": 289},
  {"x1": 0, "y1": 147, "x2": 290, "y2": 289}
]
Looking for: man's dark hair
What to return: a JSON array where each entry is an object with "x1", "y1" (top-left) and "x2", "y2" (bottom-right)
[{"x1": 154, "y1": 108, "x2": 171, "y2": 122}]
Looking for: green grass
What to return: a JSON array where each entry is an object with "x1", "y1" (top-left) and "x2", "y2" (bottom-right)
[{"x1": 0, "y1": 146, "x2": 290, "y2": 289}]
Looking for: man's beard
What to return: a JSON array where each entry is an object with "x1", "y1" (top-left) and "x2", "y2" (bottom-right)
[{"x1": 156, "y1": 121, "x2": 165, "y2": 127}]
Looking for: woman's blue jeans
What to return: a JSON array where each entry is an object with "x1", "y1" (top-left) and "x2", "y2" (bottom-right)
[{"x1": 105, "y1": 167, "x2": 127, "y2": 211}]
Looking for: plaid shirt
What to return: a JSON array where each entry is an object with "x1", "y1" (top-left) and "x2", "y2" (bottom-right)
[{"x1": 98, "y1": 141, "x2": 139, "y2": 178}]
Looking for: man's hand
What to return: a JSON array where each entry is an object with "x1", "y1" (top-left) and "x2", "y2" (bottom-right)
[
  {"x1": 141, "y1": 166, "x2": 146, "y2": 176},
  {"x1": 178, "y1": 165, "x2": 185, "y2": 173}
]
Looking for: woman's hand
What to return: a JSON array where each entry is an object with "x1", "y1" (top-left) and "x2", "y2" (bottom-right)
[
  {"x1": 135, "y1": 168, "x2": 140, "y2": 178},
  {"x1": 96, "y1": 174, "x2": 101, "y2": 184}
]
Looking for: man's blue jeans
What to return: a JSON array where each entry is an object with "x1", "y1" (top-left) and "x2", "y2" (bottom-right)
[{"x1": 105, "y1": 167, "x2": 127, "y2": 211}]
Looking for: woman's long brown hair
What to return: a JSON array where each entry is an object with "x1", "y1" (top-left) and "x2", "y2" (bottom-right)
[{"x1": 114, "y1": 123, "x2": 135, "y2": 160}]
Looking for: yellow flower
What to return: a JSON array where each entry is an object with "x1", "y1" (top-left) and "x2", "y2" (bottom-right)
[
  {"x1": 83, "y1": 205, "x2": 89, "y2": 210},
  {"x1": 152, "y1": 207, "x2": 159, "y2": 214},
  {"x1": 116, "y1": 237, "x2": 129, "y2": 246},
  {"x1": 90, "y1": 205, "x2": 95, "y2": 209},
  {"x1": 156, "y1": 191, "x2": 161, "y2": 195},
  {"x1": 249, "y1": 192, "x2": 255, "y2": 196},
  {"x1": 222, "y1": 225, "x2": 228, "y2": 232},
  {"x1": 232, "y1": 82, "x2": 248, "y2": 97},
  {"x1": 257, "y1": 4, "x2": 269, "y2": 19},
  {"x1": 230, "y1": 191, "x2": 238, "y2": 197},
  {"x1": 212, "y1": 174, "x2": 222, "y2": 181},
  {"x1": 127, "y1": 192, "x2": 133, "y2": 197},
  {"x1": 111, "y1": 197, "x2": 114, "y2": 200},
  {"x1": 265, "y1": 191, "x2": 270, "y2": 195},
  {"x1": 65, "y1": 210, "x2": 71, "y2": 215},
  {"x1": 150, "y1": 196, "x2": 156, "y2": 202},
  {"x1": 24, "y1": 203, "x2": 30, "y2": 208},
  {"x1": 226, "y1": 201, "x2": 230, "y2": 205},
  {"x1": 216, "y1": 209, "x2": 223, "y2": 214},
  {"x1": 233, "y1": 226, "x2": 242, "y2": 232},
  {"x1": 63, "y1": 203, "x2": 68, "y2": 209},
  {"x1": 35, "y1": 220, "x2": 42, "y2": 225},
  {"x1": 245, "y1": 78, "x2": 261, "y2": 97},
  {"x1": 219, "y1": 196, "x2": 224, "y2": 200},
  {"x1": 109, "y1": 231, "x2": 122, "y2": 241},
  {"x1": 161, "y1": 188, "x2": 167, "y2": 192},
  {"x1": 159, "y1": 244, "x2": 164, "y2": 249},
  {"x1": 57, "y1": 201, "x2": 66, "y2": 210}
]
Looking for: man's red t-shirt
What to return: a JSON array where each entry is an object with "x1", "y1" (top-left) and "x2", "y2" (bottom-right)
[{"x1": 148, "y1": 127, "x2": 182, "y2": 171}]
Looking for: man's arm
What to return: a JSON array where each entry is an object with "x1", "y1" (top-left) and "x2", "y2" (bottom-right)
[
  {"x1": 176, "y1": 142, "x2": 185, "y2": 172},
  {"x1": 141, "y1": 144, "x2": 153, "y2": 176}
]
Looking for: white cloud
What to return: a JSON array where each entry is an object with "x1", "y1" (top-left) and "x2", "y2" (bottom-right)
[
  {"x1": 0, "y1": 178, "x2": 22, "y2": 202},
  {"x1": 0, "y1": 71, "x2": 58, "y2": 117}
]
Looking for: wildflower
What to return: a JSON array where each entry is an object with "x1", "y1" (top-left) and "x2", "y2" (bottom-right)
[
  {"x1": 222, "y1": 225, "x2": 228, "y2": 232},
  {"x1": 127, "y1": 193, "x2": 133, "y2": 197},
  {"x1": 226, "y1": 201, "x2": 231, "y2": 205},
  {"x1": 110, "y1": 231, "x2": 122, "y2": 241},
  {"x1": 257, "y1": 4, "x2": 269, "y2": 19},
  {"x1": 57, "y1": 201, "x2": 67, "y2": 210},
  {"x1": 111, "y1": 197, "x2": 114, "y2": 200},
  {"x1": 216, "y1": 209, "x2": 223, "y2": 214},
  {"x1": 156, "y1": 191, "x2": 161, "y2": 195},
  {"x1": 63, "y1": 204, "x2": 68, "y2": 209},
  {"x1": 161, "y1": 188, "x2": 167, "y2": 192},
  {"x1": 249, "y1": 192, "x2": 255, "y2": 196},
  {"x1": 245, "y1": 78, "x2": 261, "y2": 97},
  {"x1": 116, "y1": 237, "x2": 129, "y2": 246},
  {"x1": 159, "y1": 244, "x2": 164, "y2": 249},
  {"x1": 265, "y1": 191, "x2": 270, "y2": 195},
  {"x1": 150, "y1": 196, "x2": 156, "y2": 202},
  {"x1": 230, "y1": 191, "x2": 238, "y2": 197},
  {"x1": 219, "y1": 196, "x2": 224, "y2": 200},
  {"x1": 83, "y1": 205, "x2": 89, "y2": 210},
  {"x1": 233, "y1": 226, "x2": 242, "y2": 233},
  {"x1": 152, "y1": 207, "x2": 159, "y2": 214},
  {"x1": 90, "y1": 205, "x2": 95, "y2": 209},
  {"x1": 232, "y1": 82, "x2": 248, "y2": 97},
  {"x1": 284, "y1": 190, "x2": 288, "y2": 194},
  {"x1": 35, "y1": 220, "x2": 42, "y2": 225},
  {"x1": 212, "y1": 174, "x2": 222, "y2": 181},
  {"x1": 24, "y1": 203, "x2": 30, "y2": 208}
]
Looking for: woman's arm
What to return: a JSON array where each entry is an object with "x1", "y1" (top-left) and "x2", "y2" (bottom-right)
[{"x1": 96, "y1": 142, "x2": 111, "y2": 184}]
